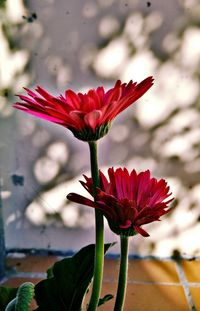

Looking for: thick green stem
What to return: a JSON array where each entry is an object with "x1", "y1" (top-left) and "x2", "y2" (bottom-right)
[
  {"x1": 114, "y1": 236, "x2": 129, "y2": 311},
  {"x1": 87, "y1": 141, "x2": 104, "y2": 311}
]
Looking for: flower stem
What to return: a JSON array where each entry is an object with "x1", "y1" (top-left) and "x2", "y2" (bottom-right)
[
  {"x1": 114, "y1": 236, "x2": 129, "y2": 311},
  {"x1": 87, "y1": 141, "x2": 104, "y2": 311}
]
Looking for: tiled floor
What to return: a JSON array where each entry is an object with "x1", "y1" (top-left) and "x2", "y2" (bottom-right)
[{"x1": 1, "y1": 255, "x2": 200, "y2": 310}]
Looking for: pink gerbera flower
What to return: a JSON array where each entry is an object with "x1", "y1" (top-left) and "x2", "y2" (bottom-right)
[
  {"x1": 14, "y1": 77, "x2": 154, "y2": 141},
  {"x1": 67, "y1": 168, "x2": 173, "y2": 237}
]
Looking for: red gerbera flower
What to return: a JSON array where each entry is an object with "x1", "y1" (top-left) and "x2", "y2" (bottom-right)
[
  {"x1": 14, "y1": 77, "x2": 154, "y2": 141},
  {"x1": 67, "y1": 168, "x2": 173, "y2": 237}
]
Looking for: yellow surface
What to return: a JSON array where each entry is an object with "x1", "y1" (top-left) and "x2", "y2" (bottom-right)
[
  {"x1": 99, "y1": 283, "x2": 190, "y2": 311},
  {"x1": 190, "y1": 287, "x2": 200, "y2": 310},
  {"x1": 182, "y1": 260, "x2": 200, "y2": 282},
  {"x1": 4, "y1": 256, "x2": 200, "y2": 310},
  {"x1": 103, "y1": 259, "x2": 179, "y2": 282}
]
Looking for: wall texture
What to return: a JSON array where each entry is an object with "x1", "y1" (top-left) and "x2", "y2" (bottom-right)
[{"x1": 1, "y1": 0, "x2": 200, "y2": 256}]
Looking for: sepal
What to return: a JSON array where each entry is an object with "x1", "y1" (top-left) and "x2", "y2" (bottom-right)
[
  {"x1": 108, "y1": 220, "x2": 138, "y2": 237},
  {"x1": 72, "y1": 122, "x2": 111, "y2": 141}
]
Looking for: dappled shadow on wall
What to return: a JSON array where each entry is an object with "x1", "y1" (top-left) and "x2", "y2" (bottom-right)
[{"x1": 1, "y1": 0, "x2": 200, "y2": 256}]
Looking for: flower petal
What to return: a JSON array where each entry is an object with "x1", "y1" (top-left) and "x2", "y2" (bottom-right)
[
  {"x1": 13, "y1": 105, "x2": 67, "y2": 124},
  {"x1": 69, "y1": 111, "x2": 85, "y2": 130},
  {"x1": 104, "y1": 83, "x2": 122, "y2": 104},
  {"x1": 14, "y1": 77, "x2": 154, "y2": 142},
  {"x1": 84, "y1": 110, "x2": 102, "y2": 131},
  {"x1": 119, "y1": 220, "x2": 132, "y2": 229},
  {"x1": 67, "y1": 193, "x2": 96, "y2": 208},
  {"x1": 65, "y1": 90, "x2": 81, "y2": 109},
  {"x1": 134, "y1": 226, "x2": 150, "y2": 237},
  {"x1": 67, "y1": 167, "x2": 173, "y2": 237}
]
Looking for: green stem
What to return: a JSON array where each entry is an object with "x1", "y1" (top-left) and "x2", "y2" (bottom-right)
[
  {"x1": 114, "y1": 236, "x2": 129, "y2": 311},
  {"x1": 87, "y1": 141, "x2": 104, "y2": 311}
]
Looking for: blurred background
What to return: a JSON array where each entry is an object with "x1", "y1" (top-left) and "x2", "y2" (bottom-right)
[{"x1": 0, "y1": 0, "x2": 200, "y2": 257}]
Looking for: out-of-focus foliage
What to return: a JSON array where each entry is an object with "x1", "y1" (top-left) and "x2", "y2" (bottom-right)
[
  {"x1": 0, "y1": 0, "x2": 6, "y2": 9},
  {"x1": 0, "y1": 286, "x2": 18, "y2": 310},
  {"x1": 0, "y1": 0, "x2": 29, "y2": 117}
]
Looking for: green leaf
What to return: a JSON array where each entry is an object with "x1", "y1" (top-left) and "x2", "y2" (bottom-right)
[
  {"x1": 34, "y1": 243, "x2": 113, "y2": 311},
  {"x1": 46, "y1": 267, "x2": 54, "y2": 279},
  {"x1": 98, "y1": 294, "x2": 114, "y2": 307},
  {"x1": 0, "y1": 0, "x2": 6, "y2": 9},
  {"x1": 0, "y1": 286, "x2": 18, "y2": 311}
]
